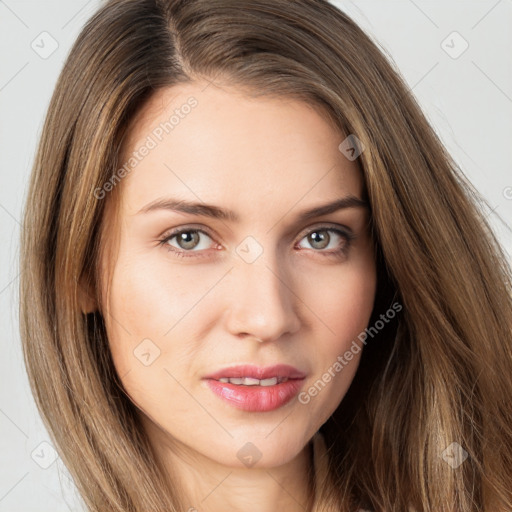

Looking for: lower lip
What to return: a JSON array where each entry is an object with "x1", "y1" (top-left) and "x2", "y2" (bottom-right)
[{"x1": 205, "y1": 378, "x2": 304, "y2": 412}]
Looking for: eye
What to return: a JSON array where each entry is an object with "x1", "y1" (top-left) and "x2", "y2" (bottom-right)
[
  {"x1": 296, "y1": 226, "x2": 355, "y2": 257},
  {"x1": 158, "y1": 228, "x2": 217, "y2": 258},
  {"x1": 158, "y1": 224, "x2": 355, "y2": 259}
]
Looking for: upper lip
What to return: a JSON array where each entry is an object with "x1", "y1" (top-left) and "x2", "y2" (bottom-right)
[{"x1": 204, "y1": 364, "x2": 306, "y2": 380}]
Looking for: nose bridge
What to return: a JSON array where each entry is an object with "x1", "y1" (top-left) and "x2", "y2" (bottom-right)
[{"x1": 224, "y1": 239, "x2": 300, "y2": 341}]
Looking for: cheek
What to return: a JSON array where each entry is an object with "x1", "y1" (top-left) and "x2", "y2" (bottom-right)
[
  {"x1": 100, "y1": 253, "x2": 178, "y2": 379},
  {"x1": 107, "y1": 256, "x2": 174, "y2": 329},
  {"x1": 297, "y1": 256, "x2": 376, "y2": 420},
  {"x1": 306, "y1": 254, "x2": 376, "y2": 350},
  {"x1": 101, "y1": 259, "x2": 192, "y2": 419},
  {"x1": 101, "y1": 251, "x2": 225, "y2": 398},
  {"x1": 104, "y1": 252, "x2": 209, "y2": 347}
]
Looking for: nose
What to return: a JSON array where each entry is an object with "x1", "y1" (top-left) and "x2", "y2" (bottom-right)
[{"x1": 223, "y1": 250, "x2": 301, "y2": 343}]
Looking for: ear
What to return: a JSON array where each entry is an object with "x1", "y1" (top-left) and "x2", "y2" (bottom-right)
[{"x1": 77, "y1": 274, "x2": 98, "y2": 314}]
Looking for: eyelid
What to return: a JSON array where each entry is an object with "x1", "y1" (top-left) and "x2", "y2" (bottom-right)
[
  {"x1": 159, "y1": 222, "x2": 353, "y2": 242},
  {"x1": 157, "y1": 225, "x2": 219, "y2": 259},
  {"x1": 158, "y1": 223, "x2": 217, "y2": 241},
  {"x1": 299, "y1": 222, "x2": 354, "y2": 239},
  {"x1": 296, "y1": 224, "x2": 356, "y2": 255},
  {"x1": 158, "y1": 222, "x2": 356, "y2": 257}
]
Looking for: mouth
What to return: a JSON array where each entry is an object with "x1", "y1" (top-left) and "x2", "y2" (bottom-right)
[
  {"x1": 215, "y1": 376, "x2": 291, "y2": 386},
  {"x1": 204, "y1": 363, "x2": 306, "y2": 381},
  {"x1": 203, "y1": 364, "x2": 306, "y2": 412}
]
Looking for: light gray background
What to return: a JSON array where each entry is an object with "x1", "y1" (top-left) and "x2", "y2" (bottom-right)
[{"x1": 1, "y1": 1, "x2": 511, "y2": 510}]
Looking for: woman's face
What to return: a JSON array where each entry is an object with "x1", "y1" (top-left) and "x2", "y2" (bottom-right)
[{"x1": 99, "y1": 81, "x2": 376, "y2": 470}]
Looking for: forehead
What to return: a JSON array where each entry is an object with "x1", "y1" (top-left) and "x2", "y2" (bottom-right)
[{"x1": 117, "y1": 81, "x2": 363, "y2": 216}]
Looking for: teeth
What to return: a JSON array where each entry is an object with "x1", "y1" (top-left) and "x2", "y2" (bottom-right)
[
  {"x1": 260, "y1": 377, "x2": 278, "y2": 386},
  {"x1": 239, "y1": 377, "x2": 260, "y2": 386},
  {"x1": 217, "y1": 377, "x2": 289, "y2": 386},
  {"x1": 229, "y1": 377, "x2": 246, "y2": 385}
]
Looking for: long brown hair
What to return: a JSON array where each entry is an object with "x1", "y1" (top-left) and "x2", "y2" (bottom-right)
[{"x1": 20, "y1": 0, "x2": 512, "y2": 510}]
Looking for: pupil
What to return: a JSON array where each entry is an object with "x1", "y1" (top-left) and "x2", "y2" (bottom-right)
[
  {"x1": 310, "y1": 231, "x2": 329, "y2": 249},
  {"x1": 179, "y1": 231, "x2": 199, "y2": 249}
]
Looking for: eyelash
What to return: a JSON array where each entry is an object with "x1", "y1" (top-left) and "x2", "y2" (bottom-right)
[{"x1": 157, "y1": 224, "x2": 356, "y2": 260}]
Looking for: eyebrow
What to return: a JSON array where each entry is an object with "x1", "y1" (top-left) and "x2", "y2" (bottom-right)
[{"x1": 136, "y1": 195, "x2": 368, "y2": 223}]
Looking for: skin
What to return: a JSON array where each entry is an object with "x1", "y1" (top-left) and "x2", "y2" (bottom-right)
[{"x1": 96, "y1": 80, "x2": 377, "y2": 512}]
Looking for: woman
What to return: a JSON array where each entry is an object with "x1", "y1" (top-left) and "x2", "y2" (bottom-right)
[{"x1": 20, "y1": 0, "x2": 512, "y2": 510}]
